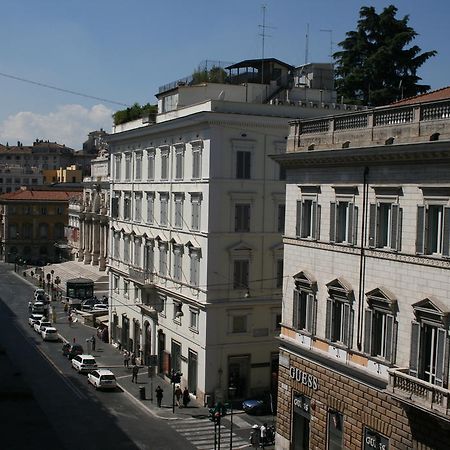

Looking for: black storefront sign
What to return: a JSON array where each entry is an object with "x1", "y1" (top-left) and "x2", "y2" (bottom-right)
[
  {"x1": 364, "y1": 427, "x2": 389, "y2": 450},
  {"x1": 293, "y1": 393, "x2": 311, "y2": 419}
]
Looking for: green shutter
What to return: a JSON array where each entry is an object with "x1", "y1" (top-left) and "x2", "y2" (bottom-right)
[
  {"x1": 409, "y1": 321, "x2": 421, "y2": 377},
  {"x1": 416, "y1": 206, "x2": 426, "y2": 254},
  {"x1": 390, "y1": 204, "x2": 400, "y2": 251},
  {"x1": 325, "y1": 298, "x2": 333, "y2": 341},
  {"x1": 442, "y1": 207, "x2": 450, "y2": 257},
  {"x1": 296, "y1": 201, "x2": 302, "y2": 237},
  {"x1": 384, "y1": 314, "x2": 395, "y2": 363},
  {"x1": 329, "y1": 202, "x2": 336, "y2": 242},
  {"x1": 363, "y1": 309, "x2": 373, "y2": 355},
  {"x1": 368, "y1": 203, "x2": 377, "y2": 247},
  {"x1": 435, "y1": 327, "x2": 447, "y2": 387}
]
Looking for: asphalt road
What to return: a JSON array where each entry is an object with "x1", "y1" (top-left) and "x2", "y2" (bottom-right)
[{"x1": 0, "y1": 263, "x2": 196, "y2": 450}]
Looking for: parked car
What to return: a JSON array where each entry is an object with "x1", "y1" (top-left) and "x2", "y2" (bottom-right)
[
  {"x1": 42, "y1": 327, "x2": 59, "y2": 341},
  {"x1": 62, "y1": 343, "x2": 84, "y2": 360},
  {"x1": 32, "y1": 301, "x2": 45, "y2": 314},
  {"x1": 242, "y1": 395, "x2": 275, "y2": 415},
  {"x1": 71, "y1": 354, "x2": 97, "y2": 373},
  {"x1": 34, "y1": 319, "x2": 52, "y2": 333},
  {"x1": 92, "y1": 304, "x2": 108, "y2": 312},
  {"x1": 28, "y1": 313, "x2": 44, "y2": 327},
  {"x1": 34, "y1": 288, "x2": 46, "y2": 299},
  {"x1": 87, "y1": 369, "x2": 117, "y2": 390},
  {"x1": 81, "y1": 298, "x2": 97, "y2": 311}
]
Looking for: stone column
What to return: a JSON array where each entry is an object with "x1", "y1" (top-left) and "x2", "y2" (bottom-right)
[
  {"x1": 99, "y1": 223, "x2": 106, "y2": 271},
  {"x1": 91, "y1": 218, "x2": 100, "y2": 266},
  {"x1": 78, "y1": 217, "x2": 84, "y2": 262},
  {"x1": 84, "y1": 218, "x2": 92, "y2": 264}
]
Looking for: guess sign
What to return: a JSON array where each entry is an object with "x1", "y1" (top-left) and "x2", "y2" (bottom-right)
[
  {"x1": 289, "y1": 366, "x2": 319, "y2": 390},
  {"x1": 364, "y1": 427, "x2": 389, "y2": 450}
]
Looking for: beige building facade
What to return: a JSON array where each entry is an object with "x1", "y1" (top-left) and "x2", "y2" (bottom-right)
[{"x1": 273, "y1": 92, "x2": 450, "y2": 450}]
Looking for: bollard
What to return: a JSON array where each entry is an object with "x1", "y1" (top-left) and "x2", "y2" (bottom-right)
[{"x1": 139, "y1": 387, "x2": 146, "y2": 400}]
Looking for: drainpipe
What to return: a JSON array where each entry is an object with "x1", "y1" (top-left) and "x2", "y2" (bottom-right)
[{"x1": 357, "y1": 166, "x2": 369, "y2": 350}]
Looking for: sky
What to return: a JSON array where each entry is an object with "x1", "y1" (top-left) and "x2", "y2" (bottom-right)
[{"x1": 1, "y1": 0, "x2": 449, "y2": 149}]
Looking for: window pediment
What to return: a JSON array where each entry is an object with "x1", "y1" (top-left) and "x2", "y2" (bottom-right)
[
  {"x1": 293, "y1": 270, "x2": 317, "y2": 292},
  {"x1": 326, "y1": 277, "x2": 353, "y2": 299},
  {"x1": 365, "y1": 286, "x2": 397, "y2": 312},
  {"x1": 412, "y1": 297, "x2": 449, "y2": 323}
]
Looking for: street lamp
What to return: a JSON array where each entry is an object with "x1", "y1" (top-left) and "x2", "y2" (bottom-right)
[{"x1": 228, "y1": 385, "x2": 237, "y2": 450}]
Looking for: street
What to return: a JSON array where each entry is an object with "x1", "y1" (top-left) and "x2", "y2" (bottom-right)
[{"x1": 0, "y1": 263, "x2": 274, "y2": 450}]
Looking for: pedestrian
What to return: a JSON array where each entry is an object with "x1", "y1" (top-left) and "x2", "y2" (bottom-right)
[
  {"x1": 249, "y1": 425, "x2": 260, "y2": 449},
  {"x1": 51, "y1": 306, "x2": 57, "y2": 323},
  {"x1": 260, "y1": 423, "x2": 267, "y2": 449},
  {"x1": 91, "y1": 335, "x2": 96, "y2": 351},
  {"x1": 131, "y1": 364, "x2": 139, "y2": 383},
  {"x1": 155, "y1": 385, "x2": 163, "y2": 407},
  {"x1": 130, "y1": 352, "x2": 136, "y2": 366},
  {"x1": 123, "y1": 350, "x2": 130, "y2": 368},
  {"x1": 174, "y1": 385, "x2": 182, "y2": 407},
  {"x1": 182, "y1": 387, "x2": 190, "y2": 408},
  {"x1": 64, "y1": 302, "x2": 68, "y2": 315},
  {"x1": 68, "y1": 314, "x2": 72, "y2": 327}
]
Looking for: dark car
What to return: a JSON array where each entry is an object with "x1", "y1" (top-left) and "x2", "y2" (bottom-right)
[
  {"x1": 81, "y1": 298, "x2": 97, "y2": 311},
  {"x1": 242, "y1": 395, "x2": 275, "y2": 415},
  {"x1": 62, "y1": 343, "x2": 84, "y2": 360}
]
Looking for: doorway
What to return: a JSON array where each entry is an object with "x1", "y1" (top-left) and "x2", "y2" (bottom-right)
[{"x1": 228, "y1": 355, "x2": 250, "y2": 399}]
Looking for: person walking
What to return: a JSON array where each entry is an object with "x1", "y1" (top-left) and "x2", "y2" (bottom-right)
[
  {"x1": 182, "y1": 387, "x2": 190, "y2": 408},
  {"x1": 260, "y1": 423, "x2": 267, "y2": 449},
  {"x1": 68, "y1": 314, "x2": 72, "y2": 327},
  {"x1": 155, "y1": 385, "x2": 163, "y2": 407},
  {"x1": 91, "y1": 335, "x2": 96, "y2": 351},
  {"x1": 174, "y1": 385, "x2": 182, "y2": 407},
  {"x1": 249, "y1": 425, "x2": 260, "y2": 449},
  {"x1": 123, "y1": 350, "x2": 130, "y2": 368},
  {"x1": 131, "y1": 364, "x2": 139, "y2": 383},
  {"x1": 130, "y1": 352, "x2": 136, "y2": 366}
]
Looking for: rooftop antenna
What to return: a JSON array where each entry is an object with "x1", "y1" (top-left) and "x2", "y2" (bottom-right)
[
  {"x1": 305, "y1": 23, "x2": 309, "y2": 65},
  {"x1": 258, "y1": 5, "x2": 275, "y2": 88},
  {"x1": 320, "y1": 29, "x2": 334, "y2": 63}
]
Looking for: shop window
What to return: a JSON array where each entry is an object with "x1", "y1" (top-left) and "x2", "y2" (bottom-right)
[
  {"x1": 327, "y1": 410, "x2": 344, "y2": 450},
  {"x1": 325, "y1": 278, "x2": 354, "y2": 347},
  {"x1": 364, "y1": 287, "x2": 398, "y2": 363}
]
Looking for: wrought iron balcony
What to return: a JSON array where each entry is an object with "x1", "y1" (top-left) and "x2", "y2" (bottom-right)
[
  {"x1": 128, "y1": 267, "x2": 154, "y2": 285},
  {"x1": 388, "y1": 368, "x2": 450, "y2": 418}
]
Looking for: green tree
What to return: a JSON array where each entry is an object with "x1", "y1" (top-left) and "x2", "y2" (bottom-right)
[
  {"x1": 334, "y1": 5, "x2": 436, "y2": 106},
  {"x1": 112, "y1": 103, "x2": 157, "y2": 126}
]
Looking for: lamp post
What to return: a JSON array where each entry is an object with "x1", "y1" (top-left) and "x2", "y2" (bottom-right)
[{"x1": 228, "y1": 386, "x2": 237, "y2": 450}]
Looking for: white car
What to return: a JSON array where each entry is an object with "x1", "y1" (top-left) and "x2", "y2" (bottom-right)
[
  {"x1": 28, "y1": 314, "x2": 44, "y2": 327},
  {"x1": 41, "y1": 327, "x2": 59, "y2": 341},
  {"x1": 92, "y1": 304, "x2": 108, "y2": 311},
  {"x1": 88, "y1": 369, "x2": 117, "y2": 390},
  {"x1": 32, "y1": 301, "x2": 45, "y2": 314},
  {"x1": 34, "y1": 319, "x2": 51, "y2": 333},
  {"x1": 71, "y1": 354, "x2": 97, "y2": 373}
]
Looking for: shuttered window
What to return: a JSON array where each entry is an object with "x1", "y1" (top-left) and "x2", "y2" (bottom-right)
[
  {"x1": 293, "y1": 290, "x2": 316, "y2": 334},
  {"x1": 368, "y1": 202, "x2": 402, "y2": 250},
  {"x1": 416, "y1": 205, "x2": 450, "y2": 256},
  {"x1": 325, "y1": 297, "x2": 353, "y2": 347},
  {"x1": 330, "y1": 201, "x2": 357, "y2": 244},
  {"x1": 296, "y1": 199, "x2": 319, "y2": 239}
]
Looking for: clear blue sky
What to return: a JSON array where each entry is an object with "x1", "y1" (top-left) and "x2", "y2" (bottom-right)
[{"x1": 1, "y1": 0, "x2": 448, "y2": 149}]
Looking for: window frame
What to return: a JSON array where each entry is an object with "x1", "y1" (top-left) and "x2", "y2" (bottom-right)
[
  {"x1": 296, "y1": 197, "x2": 320, "y2": 240},
  {"x1": 234, "y1": 203, "x2": 251, "y2": 232},
  {"x1": 233, "y1": 259, "x2": 249, "y2": 290},
  {"x1": 368, "y1": 200, "x2": 402, "y2": 251}
]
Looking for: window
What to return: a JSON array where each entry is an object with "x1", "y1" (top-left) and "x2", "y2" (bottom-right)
[
  {"x1": 325, "y1": 278, "x2": 353, "y2": 347},
  {"x1": 146, "y1": 192, "x2": 154, "y2": 224},
  {"x1": 236, "y1": 150, "x2": 251, "y2": 179},
  {"x1": 124, "y1": 280, "x2": 129, "y2": 298},
  {"x1": 160, "y1": 193, "x2": 169, "y2": 226},
  {"x1": 161, "y1": 148, "x2": 169, "y2": 180},
  {"x1": 113, "y1": 232, "x2": 120, "y2": 259},
  {"x1": 159, "y1": 242, "x2": 168, "y2": 276},
  {"x1": 189, "y1": 309, "x2": 199, "y2": 331},
  {"x1": 277, "y1": 204, "x2": 285, "y2": 233},
  {"x1": 368, "y1": 202, "x2": 401, "y2": 250},
  {"x1": 114, "y1": 155, "x2": 121, "y2": 180},
  {"x1": 174, "y1": 194, "x2": 184, "y2": 229},
  {"x1": 416, "y1": 204, "x2": 450, "y2": 256},
  {"x1": 173, "y1": 245, "x2": 183, "y2": 281},
  {"x1": 189, "y1": 249, "x2": 201, "y2": 287},
  {"x1": 125, "y1": 154, "x2": 131, "y2": 181},
  {"x1": 293, "y1": 272, "x2": 317, "y2": 334},
  {"x1": 143, "y1": 241, "x2": 154, "y2": 272},
  {"x1": 175, "y1": 146, "x2": 184, "y2": 180},
  {"x1": 276, "y1": 259, "x2": 283, "y2": 288},
  {"x1": 233, "y1": 260, "x2": 249, "y2": 289},
  {"x1": 113, "y1": 275, "x2": 119, "y2": 293},
  {"x1": 364, "y1": 288, "x2": 397, "y2": 363},
  {"x1": 147, "y1": 149, "x2": 155, "y2": 180},
  {"x1": 123, "y1": 235, "x2": 130, "y2": 263},
  {"x1": 133, "y1": 238, "x2": 141, "y2": 267},
  {"x1": 134, "y1": 193, "x2": 142, "y2": 222},
  {"x1": 39, "y1": 223, "x2": 48, "y2": 239},
  {"x1": 192, "y1": 144, "x2": 202, "y2": 179},
  {"x1": 23, "y1": 223, "x2": 33, "y2": 239},
  {"x1": 191, "y1": 194, "x2": 201, "y2": 231},
  {"x1": 56, "y1": 206, "x2": 64, "y2": 215},
  {"x1": 327, "y1": 410, "x2": 344, "y2": 450},
  {"x1": 112, "y1": 192, "x2": 120, "y2": 219},
  {"x1": 330, "y1": 201, "x2": 358, "y2": 244},
  {"x1": 296, "y1": 199, "x2": 319, "y2": 239},
  {"x1": 235, "y1": 203, "x2": 250, "y2": 232},
  {"x1": 135, "y1": 152, "x2": 142, "y2": 180},
  {"x1": 54, "y1": 223, "x2": 65, "y2": 239},
  {"x1": 123, "y1": 194, "x2": 131, "y2": 220},
  {"x1": 410, "y1": 298, "x2": 448, "y2": 387},
  {"x1": 231, "y1": 315, "x2": 247, "y2": 333},
  {"x1": 41, "y1": 207, "x2": 48, "y2": 215},
  {"x1": 173, "y1": 303, "x2": 183, "y2": 324}
]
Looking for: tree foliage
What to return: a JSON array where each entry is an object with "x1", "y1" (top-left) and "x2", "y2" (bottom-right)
[
  {"x1": 192, "y1": 65, "x2": 227, "y2": 85},
  {"x1": 334, "y1": 5, "x2": 437, "y2": 106},
  {"x1": 113, "y1": 103, "x2": 157, "y2": 126}
]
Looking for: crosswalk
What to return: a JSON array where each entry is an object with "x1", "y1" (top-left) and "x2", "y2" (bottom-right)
[{"x1": 168, "y1": 417, "x2": 249, "y2": 450}]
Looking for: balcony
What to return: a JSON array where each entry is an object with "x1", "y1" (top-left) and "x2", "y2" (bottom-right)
[
  {"x1": 128, "y1": 267, "x2": 154, "y2": 286},
  {"x1": 388, "y1": 368, "x2": 450, "y2": 420}
]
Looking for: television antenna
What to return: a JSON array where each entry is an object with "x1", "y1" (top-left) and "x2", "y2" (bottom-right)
[
  {"x1": 320, "y1": 29, "x2": 334, "y2": 62},
  {"x1": 258, "y1": 5, "x2": 275, "y2": 85}
]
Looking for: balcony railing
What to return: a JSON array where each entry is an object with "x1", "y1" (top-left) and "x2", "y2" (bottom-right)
[
  {"x1": 388, "y1": 368, "x2": 450, "y2": 417},
  {"x1": 128, "y1": 267, "x2": 154, "y2": 285}
]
